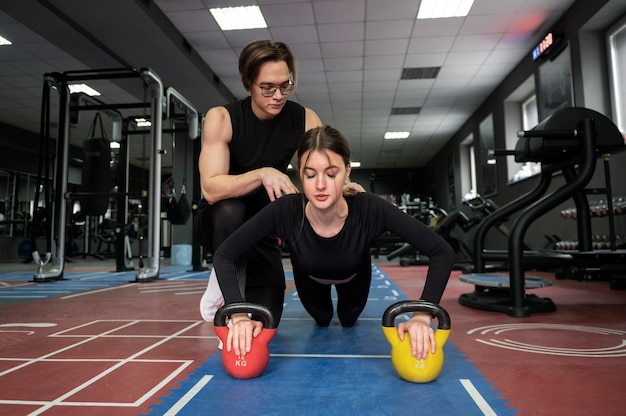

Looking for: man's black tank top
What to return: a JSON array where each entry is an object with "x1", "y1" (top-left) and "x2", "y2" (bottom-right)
[{"x1": 225, "y1": 96, "x2": 306, "y2": 175}]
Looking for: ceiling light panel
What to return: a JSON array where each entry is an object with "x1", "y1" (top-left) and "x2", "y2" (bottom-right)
[
  {"x1": 68, "y1": 84, "x2": 101, "y2": 96},
  {"x1": 210, "y1": 6, "x2": 267, "y2": 31},
  {"x1": 384, "y1": 131, "x2": 410, "y2": 140},
  {"x1": 417, "y1": 0, "x2": 475, "y2": 19},
  {"x1": 0, "y1": 34, "x2": 12, "y2": 45}
]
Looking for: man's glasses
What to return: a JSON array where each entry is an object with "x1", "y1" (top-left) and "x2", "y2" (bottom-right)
[{"x1": 257, "y1": 79, "x2": 293, "y2": 97}]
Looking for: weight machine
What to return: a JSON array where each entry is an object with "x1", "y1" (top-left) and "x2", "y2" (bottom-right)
[
  {"x1": 459, "y1": 107, "x2": 626, "y2": 317},
  {"x1": 32, "y1": 68, "x2": 163, "y2": 282},
  {"x1": 386, "y1": 195, "x2": 503, "y2": 269}
]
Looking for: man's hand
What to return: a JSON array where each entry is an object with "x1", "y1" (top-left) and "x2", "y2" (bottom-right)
[{"x1": 261, "y1": 167, "x2": 299, "y2": 201}]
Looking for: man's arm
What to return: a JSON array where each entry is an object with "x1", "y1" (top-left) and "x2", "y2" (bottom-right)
[
  {"x1": 305, "y1": 107, "x2": 322, "y2": 131},
  {"x1": 199, "y1": 106, "x2": 297, "y2": 204}
]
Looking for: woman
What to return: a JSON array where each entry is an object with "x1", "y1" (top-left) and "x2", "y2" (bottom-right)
[{"x1": 212, "y1": 125, "x2": 455, "y2": 360}]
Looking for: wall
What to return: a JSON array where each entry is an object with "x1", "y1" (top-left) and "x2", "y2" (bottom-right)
[{"x1": 430, "y1": 0, "x2": 626, "y2": 253}]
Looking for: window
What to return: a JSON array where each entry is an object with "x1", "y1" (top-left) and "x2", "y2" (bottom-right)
[
  {"x1": 537, "y1": 43, "x2": 572, "y2": 121},
  {"x1": 504, "y1": 76, "x2": 541, "y2": 183},
  {"x1": 510, "y1": 95, "x2": 542, "y2": 182},
  {"x1": 479, "y1": 115, "x2": 497, "y2": 196},
  {"x1": 522, "y1": 94, "x2": 539, "y2": 130},
  {"x1": 607, "y1": 15, "x2": 626, "y2": 134},
  {"x1": 459, "y1": 134, "x2": 477, "y2": 200}
]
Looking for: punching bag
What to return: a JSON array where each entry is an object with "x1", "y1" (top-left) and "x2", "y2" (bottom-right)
[{"x1": 80, "y1": 113, "x2": 111, "y2": 216}]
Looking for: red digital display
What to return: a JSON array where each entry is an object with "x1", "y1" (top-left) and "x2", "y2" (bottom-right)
[{"x1": 532, "y1": 32, "x2": 555, "y2": 61}]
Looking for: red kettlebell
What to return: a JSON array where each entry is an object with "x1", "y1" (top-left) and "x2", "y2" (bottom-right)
[{"x1": 213, "y1": 302, "x2": 277, "y2": 379}]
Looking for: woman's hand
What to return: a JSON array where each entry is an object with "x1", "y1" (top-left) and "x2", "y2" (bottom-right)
[
  {"x1": 227, "y1": 313, "x2": 264, "y2": 357},
  {"x1": 396, "y1": 312, "x2": 435, "y2": 359}
]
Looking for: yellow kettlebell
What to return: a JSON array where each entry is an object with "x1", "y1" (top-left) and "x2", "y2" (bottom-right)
[{"x1": 382, "y1": 300, "x2": 451, "y2": 383}]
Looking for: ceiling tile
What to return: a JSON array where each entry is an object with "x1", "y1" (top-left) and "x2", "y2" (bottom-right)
[
  {"x1": 312, "y1": 0, "x2": 365, "y2": 24},
  {"x1": 270, "y1": 25, "x2": 319, "y2": 44},
  {"x1": 365, "y1": 38, "x2": 409, "y2": 55},
  {"x1": 323, "y1": 56, "x2": 363, "y2": 71},
  {"x1": 321, "y1": 41, "x2": 364, "y2": 58},
  {"x1": 318, "y1": 22, "x2": 365, "y2": 43},
  {"x1": 366, "y1": 0, "x2": 420, "y2": 21},
  {"x1": 262, "y1": 2, "x2": 315, "y2": 27},
  {"x1": 166, "y1": 10, "x2": 217, "y2": 32},
  {"x1": 366, "y1": 20, "x2": 414, "y2": 39}
]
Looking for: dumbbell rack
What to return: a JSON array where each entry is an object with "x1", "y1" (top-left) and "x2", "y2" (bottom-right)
[{"x1": 552, "y1": 150, "x2": 625, "y2": 284}]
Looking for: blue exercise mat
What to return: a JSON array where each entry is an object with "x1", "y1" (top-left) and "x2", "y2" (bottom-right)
[
  {"x1": 0, "y1": 265, "x2": 211, "y2": 302},
  {"x1": 147, "y1": 265, "x2": 515, "y2": 415}
]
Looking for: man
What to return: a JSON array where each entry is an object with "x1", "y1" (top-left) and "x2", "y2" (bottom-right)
[{"x1": 196, "y1": 40, "x2": 322, "y2": 322}]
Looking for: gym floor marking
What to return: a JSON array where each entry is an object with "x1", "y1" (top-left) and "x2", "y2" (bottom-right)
[
  {"x1": 271, "y1": 353, "x2": 390, "y2": 358},
  {"x1": 160, "y1": 376, "x2": 498, "y2": 416},
  {"x1": 147, "y1": 265, "x2": 515, "y2": 416},
  {"x1": 61, "y1": 283, "x2": 137, "y2": 299},
  {"x1": 163, "y1": 375, "x2": 214, "y2": 416},
  {"x1": 460, "y1": 379, "x2": 498, "y2": 416},
  {"x1": 0, "y1": 319, "x2": 215, "y2": 414},
  {"x1": 468, "y1": 323, "x2": 626, "y2": 357},
  {"x1": 137, "y1": 281, "x2": 209, "y2": 296}
]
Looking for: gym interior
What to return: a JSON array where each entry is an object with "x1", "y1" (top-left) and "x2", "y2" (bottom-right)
[{"x1": 1, "y1": 1, "x2": 625, "y2": 415}]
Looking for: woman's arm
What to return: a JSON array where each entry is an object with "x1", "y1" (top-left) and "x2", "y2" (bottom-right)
[
  {"x1": 383, "y1": 204, "x2": 455, "y2": 303},
  {"x1": 376, "y1": 196, "x2": 455, "y2": 358},
  {"x1": 211, "y1": 197, "x2": 289, "y2": 304},
  {"x1": 211, "y1": 197, "x2": 293, "y2": 356}
]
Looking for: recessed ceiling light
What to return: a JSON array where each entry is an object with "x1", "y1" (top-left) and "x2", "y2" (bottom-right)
[
  {"x1": 384, "y1": 132, "x2": 410, "y2": 140},
  {"x1": 68, "y1": 83, "x2": 101, "y2": 96},
  {"x1": 417, "y1": 0, "x2": 474, "y2": 19},
  {"x1": 0, "y1": 34, "x2": 12, "y2": 45},
  {"x1": 350, "y1": 161, "x2": 361, "y2": 168},
  {"x1": 135, "y1": 117, "x2": 151, "y2": 127},
  {"x1": 210, "y1": 6, "x2": 267, "y2": 31}
]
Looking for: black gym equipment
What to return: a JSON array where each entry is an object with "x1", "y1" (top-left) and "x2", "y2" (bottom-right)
[
  {"x1": 386, "y1": 195, "x2": 503, "y2": 269},
  {"x1": 34, "y1": 68, "x2": 164, "y2": 282},
  {"x1": 459, "y1": 107, "x2": 626, "y2": 317},
  {"x1": 34, "y1": 68, "x2": 200, "y2": 282},
  {"x1": 80, "y1": 112, "x2": 112, "y2": 217}
]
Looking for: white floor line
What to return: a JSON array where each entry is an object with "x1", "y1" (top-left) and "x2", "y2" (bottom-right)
[
  {"x1": 460, "y1": 379, "x2": 498, "y2": 416},
  {"x1": 139, "y1": 285, "x2": 204, "y2": 294},
  {"x1": 163, "y1": 375, "x2": 214, "y2": 416},
  {"x1": 175, "y1": 290, "x2": 207, "y2": 296},
  {"x1": 60, "y1": 283, "x2": 137, "y2": 299},
  {"x1": 271, "y1": 353, "x2": 390, "y2": 359},
  {"x1": 25, "y1": 320, "x2": 203, "y2": 415}
]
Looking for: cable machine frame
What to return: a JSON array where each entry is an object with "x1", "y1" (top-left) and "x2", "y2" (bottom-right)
[{"x1": 34, "y1": 67, "x2": 164, "y2": 282}]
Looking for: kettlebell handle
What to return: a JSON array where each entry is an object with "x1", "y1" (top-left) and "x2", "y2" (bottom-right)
[
  {"x1": 382, "y1": 300, "x2": 450, "y2": 330},
  {"x1": 214, "y1": 302, "x2": 277, "y2": 329}
]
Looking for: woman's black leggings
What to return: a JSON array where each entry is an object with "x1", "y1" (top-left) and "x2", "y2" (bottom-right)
[{"x1": 293, "y1": 259, "x2": 372, "y2": 327}]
